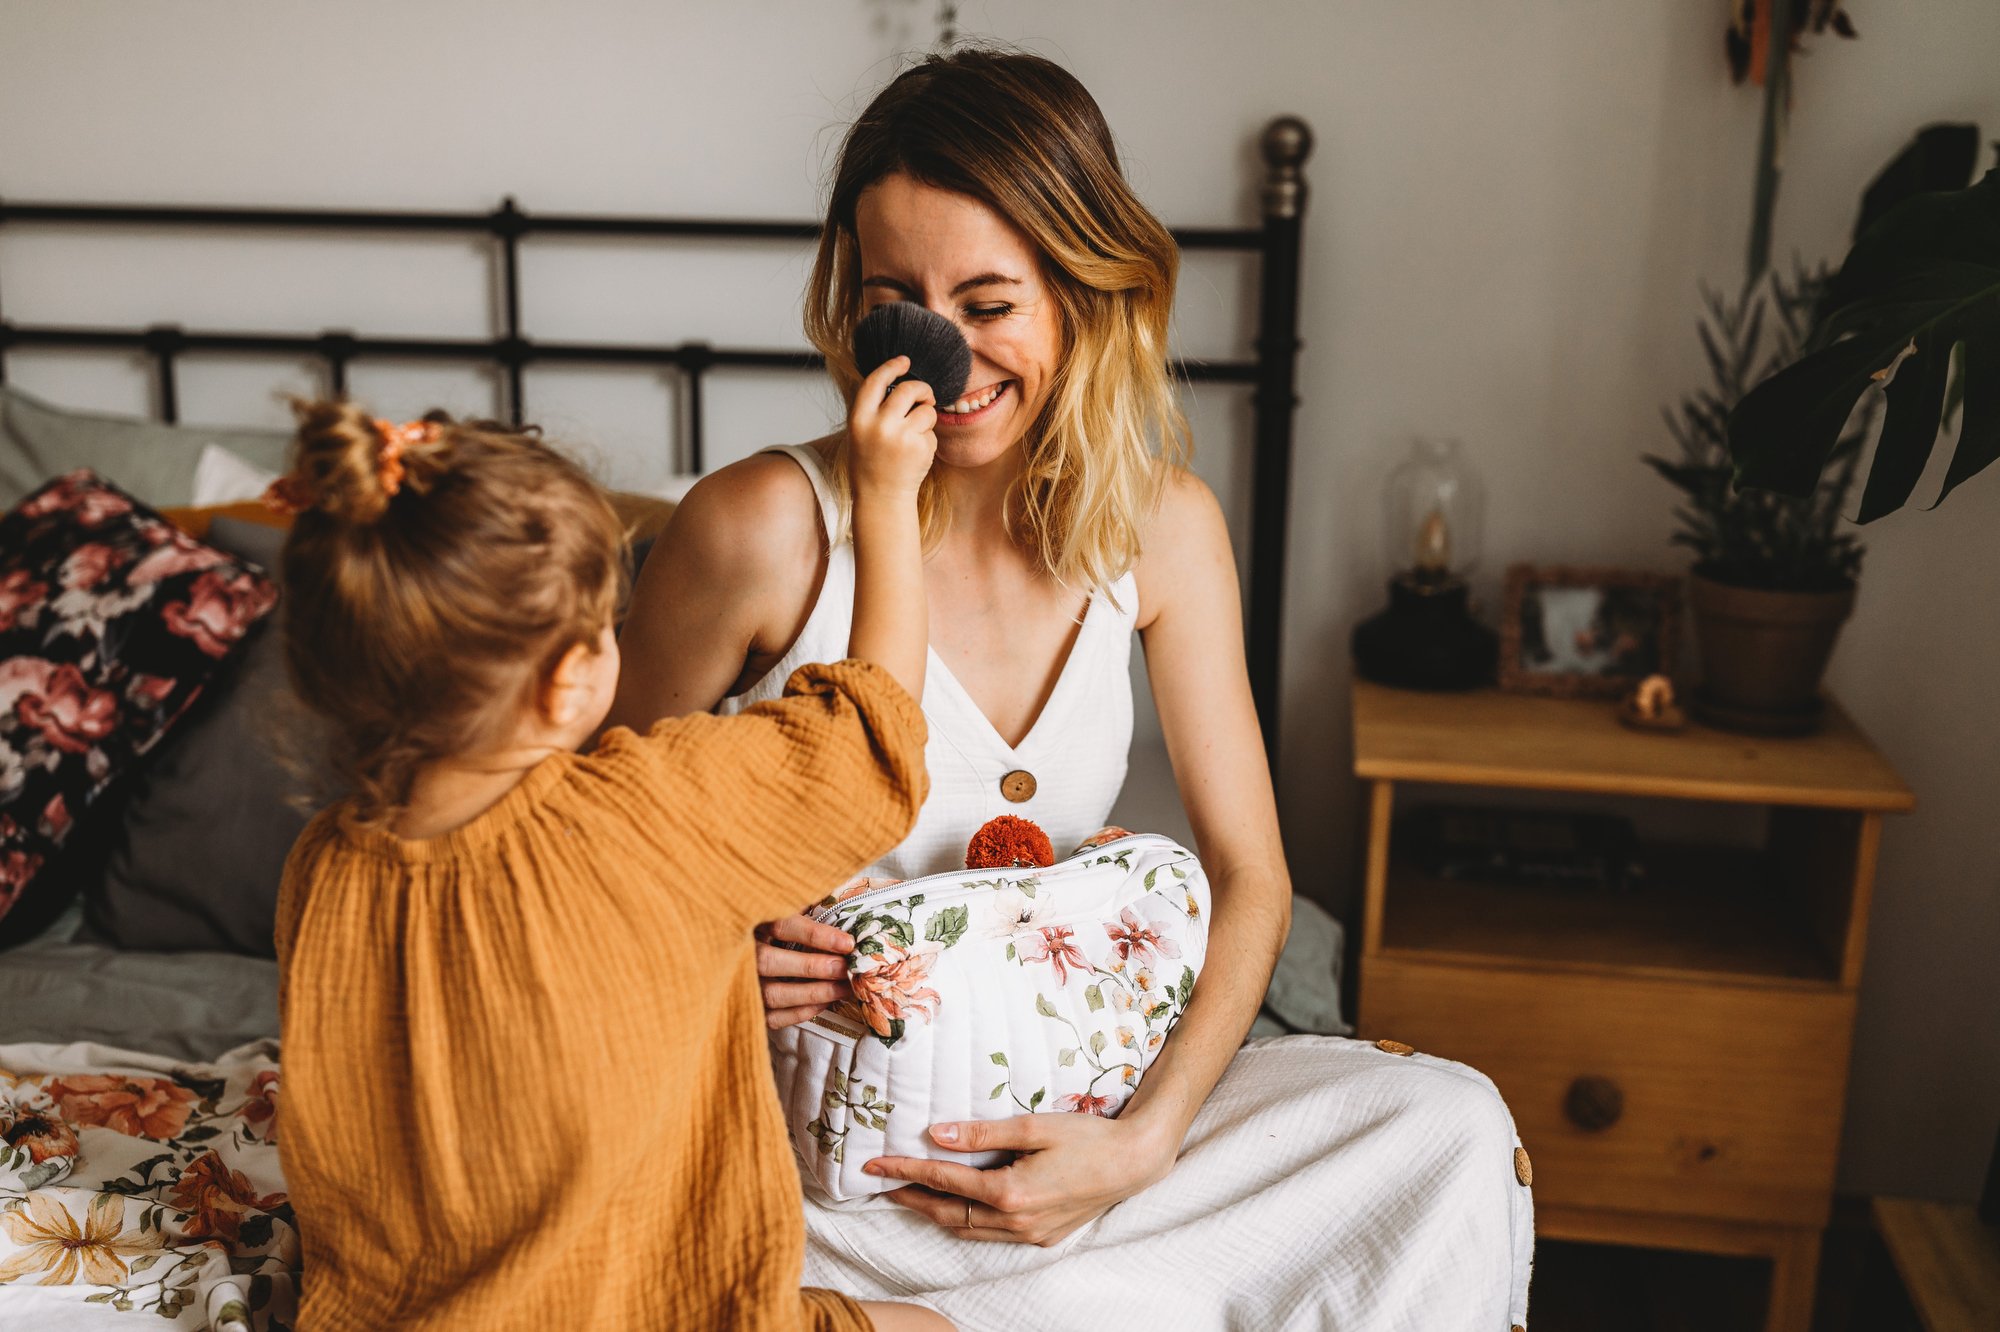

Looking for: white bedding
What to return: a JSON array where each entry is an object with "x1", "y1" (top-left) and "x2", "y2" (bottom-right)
[
  {"x1": 802, "y1": 1034, "x2": 1536, "y2": 1331},
  {"x1": 0, "y1": 1040, "x2": 294, "y2": 1331}
]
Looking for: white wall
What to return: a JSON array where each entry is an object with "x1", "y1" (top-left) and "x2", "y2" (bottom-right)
[{"x1": 3, "y1": 0, "x2": 1995, "y2": 1200}]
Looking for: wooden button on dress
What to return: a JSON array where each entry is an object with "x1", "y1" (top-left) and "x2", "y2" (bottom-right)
[
  {"x1": 1000, "y1": 769, "x2": 1037, "y2": 803},
  {"x1": 1375, "y1": 1039, "x2": 1415, "y2": 1057},
  {"x1": 1514, "y1": 1146, "x2": 1533, "y2": 1187}
]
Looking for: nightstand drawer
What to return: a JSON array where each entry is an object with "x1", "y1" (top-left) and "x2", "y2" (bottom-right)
[{"x1": 1361, "y1": 958, "x2": 1856, "y2": 1226}]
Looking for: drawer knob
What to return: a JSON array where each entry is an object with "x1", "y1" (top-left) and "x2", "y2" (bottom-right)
[{"x1": 1564, "y1": 1076, "x2": 1624, "y2": 1132}]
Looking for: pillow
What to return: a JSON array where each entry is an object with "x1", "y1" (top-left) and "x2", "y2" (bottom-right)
[
  {"x1": 84, "y1": 490, "x2": 666, "y2": 955},
  {"x1": 157, "y1": 501, "x2": 290, "y2": 543},
  {"x1": 0, "y1": 385, "x2": 291, "y2": 511},
  {"x1": 191, "y1": 443, "x2": 281, "y2": 506},
  {"x1": 83, "y1": 516, "x2": 331, "y2": 956},
  {"x1": 768, "y1": 831, "x2": 1210, "y2": 1202},
  {"x1": 0, "y1": 472, "x2": 278, "y2": 945}
]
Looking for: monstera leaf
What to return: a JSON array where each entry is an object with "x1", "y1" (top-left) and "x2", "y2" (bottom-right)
[{"x1": 1729, "y1": 166, "x2": 2000, "y2": 521}]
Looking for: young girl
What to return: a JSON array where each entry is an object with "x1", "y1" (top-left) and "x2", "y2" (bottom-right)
[{"x1": 271, "y1": 360, "x2": 952, "y2": 1330}]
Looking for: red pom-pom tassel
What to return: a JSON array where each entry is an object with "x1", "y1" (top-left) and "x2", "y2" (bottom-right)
[{"x1": 965, "y1": 815, "x2": 1056, "y2": 870}]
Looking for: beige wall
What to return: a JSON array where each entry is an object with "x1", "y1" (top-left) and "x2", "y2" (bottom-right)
[{"x1": 2, "y1": 0, "x2": 1994, "y2": 1199}]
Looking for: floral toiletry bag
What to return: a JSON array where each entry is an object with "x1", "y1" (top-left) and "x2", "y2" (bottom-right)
[{"x1": 767, "y1": 827, "x2": 1211, "y2": 1203}]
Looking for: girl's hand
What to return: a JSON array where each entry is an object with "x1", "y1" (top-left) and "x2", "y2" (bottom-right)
[
  {"x1": 844, "y1": 355, "x2": 933, "y2": 699},
  {"x1": 862, "y1": 1111, "x2": 1180, "y2": 1246},
  {"x1": 754, "y1": 913, "x2": 855, "y2": 1030},
  {"x1": 848, "y1": 355, "x2": 938, "y2": 500}
]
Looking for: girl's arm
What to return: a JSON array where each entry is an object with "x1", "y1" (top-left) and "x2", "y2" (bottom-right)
[
  {"x1": 860, "y1": 472, "x2": 1290, "y2": 1244},
  {"x1": 606, "y1": 458, "x2": 866, "y2": 1025},
  {"x1": 607, "y1": 353, "x2": 931, "y2": 727},
  {"x1": 843, "y1": 355, "x2": 934, "y2": 701},
  {"x1": 604, "y1": 454, "x2": 824, "y2": 738},
  {"x1": 596, "y1": 358, "x2": 936, "y2": 935}
]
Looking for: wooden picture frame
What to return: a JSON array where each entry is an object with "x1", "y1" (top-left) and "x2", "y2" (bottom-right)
[{"x1": 1498, "y1": 564, "x2": 1682, "y2": 697}]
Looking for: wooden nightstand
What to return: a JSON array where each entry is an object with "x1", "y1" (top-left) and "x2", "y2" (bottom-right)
[{"x1": 1350, "y1": 680, "x2": 1913, "y2": 1332}]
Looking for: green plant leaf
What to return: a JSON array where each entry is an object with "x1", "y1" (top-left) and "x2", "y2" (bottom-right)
[
  {"x1": 1059, "y1": 1047, "x2": 1078, "y2": 1066},
  {"x1": 1029, "y1": 1088, "x2": 1045, "y2": 1111},
  {"x1": 1085, "y1": 984, "x2": 1104, "y2": 1012},
  {"x1": 990, "y1": 1051, "x2": 1008, "y2": 1067},
  {"x1": 1034, "y1": 994, "x2": 1058, "y2": 1019},
  {"x1": 1730, "y1": 168, "x2": 2000, "y2": 518}
]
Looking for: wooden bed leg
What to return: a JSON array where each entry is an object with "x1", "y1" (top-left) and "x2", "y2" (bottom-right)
[{"x1": 1764, "y1": 1225, "x2": 1823, "y2": 1332}]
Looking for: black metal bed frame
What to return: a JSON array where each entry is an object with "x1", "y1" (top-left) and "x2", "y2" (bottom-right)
[{"x1": 0, "y1": 116, "x2": 1311, "y2": 755}]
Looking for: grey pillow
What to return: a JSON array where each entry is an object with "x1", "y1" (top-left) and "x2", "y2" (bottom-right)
[
  {"x1": 0, "y1": 384, "x2": 291, "y2": 509},
  {"x1": 82, "y1": 517, "x2": 332, "y2": 956}
]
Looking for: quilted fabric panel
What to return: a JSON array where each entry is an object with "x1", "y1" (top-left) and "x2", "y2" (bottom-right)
[
  {"x1": 770, "y1": 832, "x2": 1210, "y2": 1202},
  {"x1": 0, "y1": 470, "x2": 277, "y2": 938}
]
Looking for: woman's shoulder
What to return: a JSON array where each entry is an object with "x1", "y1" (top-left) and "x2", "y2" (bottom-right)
[
  {"x1": 650, "y1": 440, "x2": 836, "y2": 588},
  {"x1": 1131, "y1": 467, "x2": 1231, "y2": 630},
  {"x1": 677, "y1": 440, "x2": 831, "y2": 543}
]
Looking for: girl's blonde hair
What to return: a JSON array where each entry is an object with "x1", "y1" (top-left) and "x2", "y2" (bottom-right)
[
  {"x1": 805, "y1": 47, "x2": 1190, "y2": 590},
  {"x1": 276, "y1": 400, "x2": 625, "y2": 821}
]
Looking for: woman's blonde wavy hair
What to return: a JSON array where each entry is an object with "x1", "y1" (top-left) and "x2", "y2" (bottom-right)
[{"x1": 805, "y1": 47, "x2": 1189, "y2": 591}]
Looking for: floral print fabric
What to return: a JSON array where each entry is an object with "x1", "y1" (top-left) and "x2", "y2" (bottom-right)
[
  {"x1": 770, "y1": 831, "x2": 1211, "y2": 1202},
  {"x1": 0, "y1": 1040, "x2": 294, "y2": 1330},
  {"x1": 0, "y1": 470, "x2": 277, "y2": 935}
]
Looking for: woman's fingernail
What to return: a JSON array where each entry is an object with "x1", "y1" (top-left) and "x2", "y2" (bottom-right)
[
  {"x1": 932, "y1": 1124, "x2": 959, "y2": 1144},
  {"x1": 863, "y1": 1161, "x2": 883, "y2": 1175}
]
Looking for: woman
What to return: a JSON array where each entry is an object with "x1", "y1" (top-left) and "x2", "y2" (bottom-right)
[{"x1": 611, "y1": 48, "x2": 1532, "y2": 1330}]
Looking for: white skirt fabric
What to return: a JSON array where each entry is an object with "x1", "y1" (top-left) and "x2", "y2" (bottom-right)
[{"x1": 801, "y1": 1034, "x2": 1535, "y2": 1331}]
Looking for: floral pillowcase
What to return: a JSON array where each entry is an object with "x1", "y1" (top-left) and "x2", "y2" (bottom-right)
[{"x1": 0, "y1": 470, "x2": 278, "y2": 938}]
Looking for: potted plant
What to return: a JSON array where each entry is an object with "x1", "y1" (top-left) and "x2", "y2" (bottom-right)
[
  {"x1": 1650, "y1": 122, "x2": 1988, "y2": 732},
  {"x1": 1730, "y1": 147, "x2": 1998, "y2": 522},
  {"x1": 1648, "y1": 265, "x2": 1869, "y2": 732}
]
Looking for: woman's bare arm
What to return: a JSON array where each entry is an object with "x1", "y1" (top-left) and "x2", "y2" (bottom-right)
[
  {"x1": 605, "y1": 452, "x2": 824, "y2": 735},
  {"x1": 1118, "y1": 470, "x2": 1291, "y2": 1141}
]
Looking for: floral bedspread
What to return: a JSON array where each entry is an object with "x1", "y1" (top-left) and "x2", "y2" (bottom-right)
[{"x1": 0, "y1": 1040, "x2": 295, "y2": 1330}]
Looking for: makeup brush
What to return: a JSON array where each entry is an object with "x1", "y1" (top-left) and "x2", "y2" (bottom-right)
[{"x1": 852, "y1": 301, "x2": 972, "y2": 410}]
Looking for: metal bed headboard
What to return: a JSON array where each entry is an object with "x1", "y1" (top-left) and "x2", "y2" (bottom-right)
[{"x1": 0, "y1": 116, "x2": 1311, "y2": 757}]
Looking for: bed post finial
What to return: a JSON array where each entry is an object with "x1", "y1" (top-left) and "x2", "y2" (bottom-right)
[{"x1": 1261, "y1": 116, "x2": 1314, "y2": 220}]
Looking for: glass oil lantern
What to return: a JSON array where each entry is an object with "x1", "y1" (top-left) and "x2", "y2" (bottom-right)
[{"x1": 1351, "y1": 437, "x2": 1498, "y2": 690}]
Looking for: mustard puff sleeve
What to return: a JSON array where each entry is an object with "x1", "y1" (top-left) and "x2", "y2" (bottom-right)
[{"x1": 580, "y1": 659, "x2": 928, "y2": 932}]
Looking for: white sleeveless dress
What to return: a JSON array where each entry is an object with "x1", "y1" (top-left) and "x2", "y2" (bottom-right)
[
  {"x1": 725, "y1": 446, "x2": 1534, "y2": 1331},
  {"x1": 721, "y1": 445, "x2": 1135, "y2": 881}
]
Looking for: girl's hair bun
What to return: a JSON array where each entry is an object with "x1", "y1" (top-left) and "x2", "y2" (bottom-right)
[
  {"x1": 283, "y1": 398, "x2": 451, "y2": 525},
  {"x1": 276, "y1": 400, "x2": 625, "y2": 820}
]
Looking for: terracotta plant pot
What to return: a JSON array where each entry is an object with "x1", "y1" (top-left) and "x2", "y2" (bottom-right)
[{"x1": 1687, "y1": 573, "x2": 1856, "y2": 733}]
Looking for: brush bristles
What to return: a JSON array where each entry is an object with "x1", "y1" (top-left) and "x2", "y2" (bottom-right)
[{"x1": 852, "y1": 301, "x2": 973, "y2": 409}]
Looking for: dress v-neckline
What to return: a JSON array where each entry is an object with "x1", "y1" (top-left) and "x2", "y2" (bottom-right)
[{"x1": 924, "y1": 592, "x2": 1104, "y2": 759}]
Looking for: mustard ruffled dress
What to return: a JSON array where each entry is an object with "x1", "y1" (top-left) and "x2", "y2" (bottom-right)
[{"x1": 275, "y1": 661, "x2": 926, "y2": 1330}]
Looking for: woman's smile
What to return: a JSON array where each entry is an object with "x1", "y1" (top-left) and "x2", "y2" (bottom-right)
[{"x1": 937, "y1": 379, "x2": 1011, "y2": 425}]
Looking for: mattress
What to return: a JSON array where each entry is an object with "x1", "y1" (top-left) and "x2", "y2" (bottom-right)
[{"x1": 0, "y1": 906, "x2": 278, "y2": 1061}]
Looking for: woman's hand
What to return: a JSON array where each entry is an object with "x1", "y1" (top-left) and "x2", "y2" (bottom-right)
[
  {"x1": 754, "y1": 913, "x2": 855, "y2": 1030},
  {"x1": 862, "y1": 1112, "x2": 1179, "y2": 1246}
]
